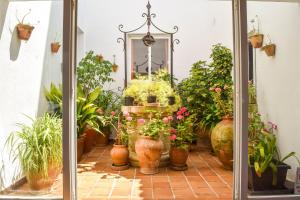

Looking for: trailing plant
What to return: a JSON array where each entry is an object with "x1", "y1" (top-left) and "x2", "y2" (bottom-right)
[
  {"x1": 76, "y1": 85, "x2": 101, "y2": 137},
  {"x1": 5, "y1": 114, "x2": 62, "y2": 180},
  {"x1": 77, "y1": 51, "x2": 114, "y2": 93},
  {"x1": 169, "y1": 107, "x2": 194, "y2": 150},
  {"x1": 248, "y1": 129, "x2": 300, "y2": 186}
]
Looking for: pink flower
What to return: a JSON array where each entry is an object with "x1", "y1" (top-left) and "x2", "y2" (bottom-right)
[
  {"x1": 177, "y1": 115, "x2": 183, "y2": 120},
  {"x1": 180, "y1": 107, "x2": 187, "y2": 113},
  {"x1": 168, "y1": 116, "x2": 173, "y2": 121},
  {"x1": 170, "y1": 128, "x2": 177, "y2": 134},
  {"x1": 170, "y1": 134, "x2": 177, "y2": 141},
  {"x1": 126, "y1": 116, "x2": 133, "y2": 121},
  {"x1": 177, "y1": 111, "x2": 182, "y2": 116},
  {"x1": 123, "y1": 111, "x2": 130, "y2": 117},
  {"x1": 137, "y1": 118, "x2": 145, "y2": 125},
  {"x1": 111, "y1": 111, "x2": 116, "y2": 116},
  {"x1": 163, "y1": 117, "x2": 169, "y2": 124},
  {"x1": 185, "y1": 112, "x2": 190, "y2": 117},
  {"x1": 215, "y1": 88, "x2": 222, "y2": 93}
]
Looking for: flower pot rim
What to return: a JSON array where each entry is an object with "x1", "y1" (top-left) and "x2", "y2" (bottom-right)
[
  {"x1": 17, "y1": 23, "x2": 34, "y2": 29},
  {"x1": 262, "y1": 43, "x2": 276, "y2": 49},
  {"x1": 113, "y1": 144, "x2": 127, "y2": 148},
  {"x1": 248, "y1": 33, "x2": 264, "y2": 38}
]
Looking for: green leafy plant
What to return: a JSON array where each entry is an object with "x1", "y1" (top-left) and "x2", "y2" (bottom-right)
[
  {"x1": 211, "y1": 86, "x2": 233, "y2": 118},
  {"x1": 77, "y1": 51, "x2": 114, "y2": 93},
  {"x1": 76, "y1": 85, "x2": 101, "y2": 137},
  {"x1": 5, "y1": 114, "x2": 62, "y2": 180},
  {"x1": 170, "y1": 107, "x2": 194, "y2": 150},
  {"x1": 248, "y1": 130, "x2": 300, "y2": 186},
  {"x1": 44, "y1": 83, "x2": 63, "y2": 116},
  {"x1": 152, "y1": 69, "x2": 178, "y2": 84},
  {"x1": 139, "y1": 114, "x2": 170, "y2": 140}
]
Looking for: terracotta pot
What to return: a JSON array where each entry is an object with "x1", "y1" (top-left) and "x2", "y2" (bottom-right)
[
  {"x1": 169, "y1": 147, "x2": 189, "y2": 168},
  {"x1": 211, "y1": 117, "x2": 233, "y2": 169},
  {"x1": 27, "y1": 164, "x2": 61, "y2": 190},
  {"x1": 51, "y1": 42, "x2": 61, "y2": 53},
  {"x1": 262, "y1": 44, "x2": 276, "y2": 57},
  {"x1": 110, "y1": 144, "x2": 129, "y2": 166},
  {"x1": 77, "y1": 134, "x2": 86, "y2": 162},
  {"x1": 112, "y1": 64, "x2": 118, "y2": 72},
  {"x1": 249, "y1": 34, "x2": 264, "y2": 48},
  {"x1": 17, "y1": 24, "x2": 34, "y2": 41},
  {"x1": 95, "y1": 127, "x2": 110, "y2": 146},
  {"x1": 135, "y1": 136, "x2": 163, "y2": 174},
  {"x1": 84, "y1": 128, "x2": 97, "y2": 153}
]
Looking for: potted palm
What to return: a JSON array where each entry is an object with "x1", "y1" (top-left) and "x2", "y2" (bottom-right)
[
  {"x1": 135, "y1": 114, "x2": 169, "y2": 174},
  {"x1": 5, "y1": 114, "x2": 62, "y2": 190},
  {"x1": 211, "y1": 86, "x2": 234, "y2": 169},
  {"x1": 169, "y1": 107, "x2": 194, "y2": 170},
  {"x1": 248, "y1": 127, "x2": 300, "y2": 192}
]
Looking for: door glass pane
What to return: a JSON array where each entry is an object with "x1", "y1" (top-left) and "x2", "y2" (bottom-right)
[
  {"x1": 0, "y1": 0, "x2": 63, "y2": 198},
  {"x1": 247, "y1": 1, "x2": 300, "y2": 197}
]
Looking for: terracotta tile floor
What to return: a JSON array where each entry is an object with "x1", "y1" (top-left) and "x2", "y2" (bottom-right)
[{"x1": 3, "y1": 141, "x2": 233, "y2": 200}]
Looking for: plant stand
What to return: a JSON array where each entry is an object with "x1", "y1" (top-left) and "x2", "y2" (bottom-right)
[
  {"x1": 111, "y1": 163, "x2": 130, "y2": 171},
  {"x1": 122, "y1": 105, "x2": 172, "y2": 167}
]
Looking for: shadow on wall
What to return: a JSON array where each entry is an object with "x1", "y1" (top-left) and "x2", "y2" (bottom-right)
[
  {"x1": 0, "y1": 0, "x2": 9, "y2": 39},
  {"x1": 36, "y1": 1, "x2": 63, "y2": 117},
  {"x1": 9, "y1": 26, "x2": 21, "y2": 61}
]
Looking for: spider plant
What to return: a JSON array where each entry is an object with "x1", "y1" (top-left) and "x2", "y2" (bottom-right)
[{"x1": 5, "y1": 114, "x2": 62, "y2": 188}]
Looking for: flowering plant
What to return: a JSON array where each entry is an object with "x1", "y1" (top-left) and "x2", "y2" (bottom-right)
[
  {"x1": 139, "y1": 113, "x2": 171, "y2": 140},
  {"x1": 211, "y1": 86, "x2": 233, "y2": 119},
  {"x1": 169, "y1": 107, "x2": 194, "y2": 150}
]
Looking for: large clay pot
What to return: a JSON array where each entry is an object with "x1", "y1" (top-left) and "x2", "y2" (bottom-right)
[
  {"x1": 169, "y1": 147, "x2": 189, "y2": 168},
  {"x1": 135, "y1": 136, "x2": 163, "y2": 175},
  {"x1": 110, "y1": 144, "x2": 129, "y2": 166},
  {"x1": 17, "y1": 24, "x2": 34, "y2": 41},
  {"x1": 27, "y1": 164, "x2": 61, "y2": 190},
  {"x1": 211, "y1": 117, "x2": 233, "y2": 169},
  {"x1": 84, "y1": 128, "x2": 97, "y2": 153},
  {"x1": 77, "y1": 134, "x2": 86, "y2": 162},
  {"x1": 95, "y1": 126, "x2": 110, "y2": 146},
  {"x1": 249, "y1": 34, "x2": 264, "y2": 48}
]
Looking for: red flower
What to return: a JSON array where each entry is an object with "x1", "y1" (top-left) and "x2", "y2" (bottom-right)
[
  {"x1": 177, "y1": 115, "x2": 183, "y2": 120},
  {"x1": 177, "y1": 111, "x2": 182, "y2": 116},
  {"x1": 111, "y1": 111, "x2": 116, "y2": 116},
  {"x1": 180, "y1": 107, "x2": 187, "y2": 113},
  {"x1": 215, "y1": 88, "x2": 222, "y2": 93},
  {"x1": 170, "y1": 134, "x2": 177, "y2": 141},
  {"x1": 185, "y1": 112, "x2": 190, "y2": 117},
  {"x1": 170, "y1": 128, "x2": 177, "y2": 134},
  {"x1": 163, "y1": 117, "x2": 169, "y2": 124}
]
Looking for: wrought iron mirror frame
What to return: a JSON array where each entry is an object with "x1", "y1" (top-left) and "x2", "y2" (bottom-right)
[{"x1": 117, "y1": 1, "x2": 180, "y2": 87}]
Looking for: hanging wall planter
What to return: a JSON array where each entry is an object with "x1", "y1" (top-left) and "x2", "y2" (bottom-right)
[
  {"x1": 51, "y1": 42, "x2": 61, "y2": 53},
  {"x1": 262, "y1": 44, "x2": 276, "y2": 57},
  {"x1": 248, "y1": 15, "x2": 264, "y2": 48},
  {"x1": 15, "y1": 9, "x2": 36, "y2": 41},
  {"x1": 112, "y1": 55, "x2": 119, "y2": 72}
]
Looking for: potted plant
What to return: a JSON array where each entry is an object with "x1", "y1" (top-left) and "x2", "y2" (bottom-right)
[
  {"x1": 248, "y1": 16, "x2": 264, "y2": 48},
  {"x1": 44, "y1": 83, "x2": 63, "y2": 116},
  {"x1": 103, "y1": 111, "x2": 130, "y2": 170},
  {"x1": 5, "y1": 114, "x2": 62, "y2": 190},
  {"x1": 169, "y1": 107, "x2": 193, "y2": 170},
  {"x1": 147, "y1": 85, "x2": 157, "y2": 103},
  {"x1": 262, "y1": 36, "x2": 276, "y2": 57},
  {"x1": 51, "y1": 41, "x2": 61, "y2": 53},
  {"x1": 112, "y1": 55, "x2": 119, "y2": 72},
  {"x1": 211, "y1": 86, "x2": 234, "y2": 169},
  {"x1": 248, "y1": 127, "x2": 300, "y2": 191},
  {"x1": 16, "y1": 9, "x2": 35, "y2": 41},
  {"x1": 135, "y1": 114, "x2": 168, "y2": 174},
  {"x1": 167, "y1": 90, "x2": 176, "y2": 105},
  {"x1": 77, "y1": 85, "x2": 101, "y2": 157}
]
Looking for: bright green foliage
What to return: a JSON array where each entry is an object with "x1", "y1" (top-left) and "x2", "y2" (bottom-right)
[
  {"x1": 77, "y1": 51, "x2": 114, "y2": 93},
  {"x1": 76, "y1": 85, "x2": 101, "y2": 137},
  {"x1": 44, "y1": 83, "x2": 63, "y2": 116},
  {"x1": 178, "y1": 44, "x2": 233, "y2": 132},
  {"x1": 140, "y1": 115, "x2": 169, "y2": 140},
  {"x1": 248, "y1": 131, "x2": 300, "y2": 185},
  {"x1": 5, "y1": 114, "x2": 62, "y2": 179},
  {"x1": 211, "y1": 86, "x2": 233, "y2": 119}
]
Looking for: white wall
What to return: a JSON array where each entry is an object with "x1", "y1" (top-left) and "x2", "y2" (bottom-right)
[
  {"x1": 77, "y1": 0, "x2": 234, "y2": 91},
  {"x1": 247, "y1": 2, "x2": 300, "y2": 180},
  {"x1": 0, "y1": 1, "x2": 63, "y2": 189}
]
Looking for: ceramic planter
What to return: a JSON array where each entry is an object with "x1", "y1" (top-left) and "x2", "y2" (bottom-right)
[
  {"x1": 168, "y1": 96, "x2": 175, "y2": 105},
  {"x1": 211, "y1": 117, "x2": 233, "y2": 169},
  {"x1": 135, "y1": 136, "x2": 163, "y2": 174},
  {"x1": 147, "y1": 95, "x2": 157, "y2": 103},
  {"x1": 77, "y1": 134, "x2": 86, "y2": 162},
  {"x1": 248, "y1": 163, "x2": 291, "y2": 191},
  {"x1": 262, "y1": 44, "x2": 276, "y2": 57},
  {"x1": 110, "y1": 144, "x2": 129, "y2": 166},
  {"x1": 84, "y1": 127, "x2": 97, "y2": 153},
  {"x1": 249, "y1": 34, "x2": 264, "y2": 48},
  {"x1": 17, "y1": 24, "x2": 34, "y2": 41},
  {"x1": 95, "y1": 126, "x2": 110, "y2": 146},
  {"x1": 124, "y1": 96, "x2": 134, "y2": 106},
  {"x1": 169, "y1": 147, "x2": 189, "y2": 170},
  {"x1": 51, "y1": 42, "x2": 61, "y2": 53}
]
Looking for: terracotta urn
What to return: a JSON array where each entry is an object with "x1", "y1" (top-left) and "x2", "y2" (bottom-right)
[
  {"x1": 211, "y1": 117, "x2": 233, "y2": 169},
  {"x1": 17, "y1": 24, "x2": 34, "y2": 41},
  {"x1": 84, "y1": 127, "x2": 97, "y2": 153},
  {"x1": 77, "y1": 134, "x2": 86, "y2": 162},
  {"x1": 169, "y1": 147, "x2": 189, "y2": 168},
  {"x1": 135, "y1": 136, "x2": 163, "y2": 174},
  {"x1": 110, "y1": 144, "x2": 129, "y2": 166}
]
